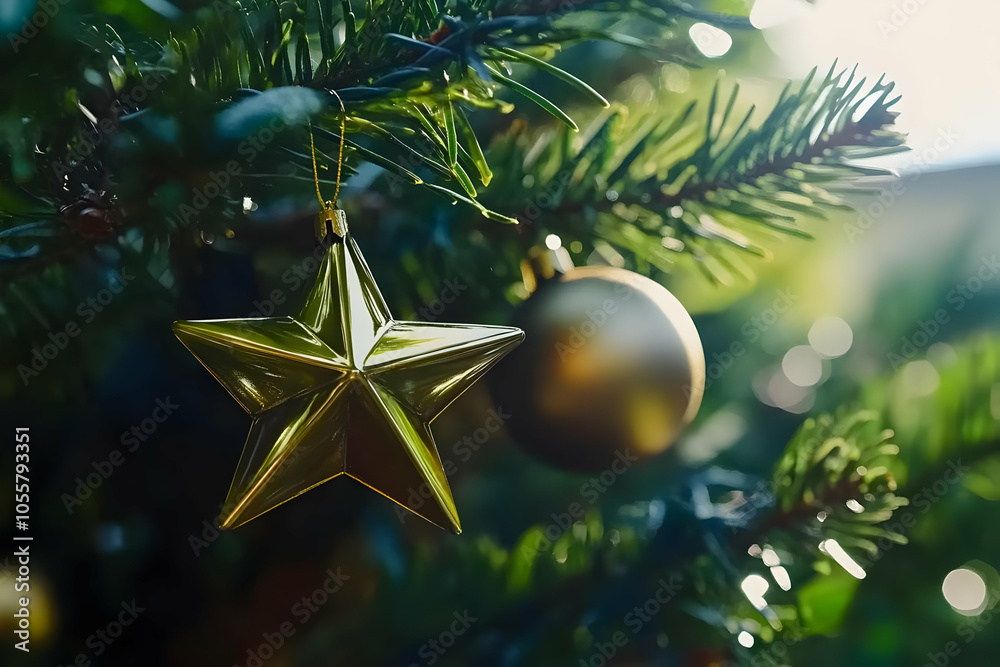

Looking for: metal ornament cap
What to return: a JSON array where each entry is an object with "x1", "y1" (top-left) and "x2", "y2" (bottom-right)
[
  {"x1": 315, "y1": 207, "x2": 348, "y2": 241},
  {"x1": 173, "y1": 211, "x2": 524, "y2": 533}
]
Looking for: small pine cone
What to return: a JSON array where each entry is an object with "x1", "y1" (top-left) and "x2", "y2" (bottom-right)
[
  {"x1": 60, "y1": 189, "x2": 120, "y2": 240},
  {"x1": 427, "y1": 22, "x2": 450, "y2": 44}
]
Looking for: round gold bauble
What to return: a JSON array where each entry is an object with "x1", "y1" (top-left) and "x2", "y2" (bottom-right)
[{"x1": 489, "y1": 266, "x2": 705, "y2": 472}]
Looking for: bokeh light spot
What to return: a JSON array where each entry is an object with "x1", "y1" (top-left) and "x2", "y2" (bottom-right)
[
  {"x1": 808, "y1": 316, "x2": 854, "y2": 358},
  {"x1": 821, "y1": 539, "x2": 866, "y2": 579},
  {"x1": 943, "y1": 568, "x2": 988, "y2": 614},
  {"x1": 901, "y1": 360, "x2": 941, "y2": 397},
  {"x1": 741, "y1": 574, "x2": 770, "y2": 610},
  {"x1": 689, "y1": 23, "x2": 733, "y2": 58},
  {"x1": 783, "y1": 345, "x2": 823, "y2": 387}
]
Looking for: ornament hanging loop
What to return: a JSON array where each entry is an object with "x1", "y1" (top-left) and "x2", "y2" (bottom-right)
[
  {"x1": 309, "y1": 88, "x2": 349, "y2": 243},
  {"x1": 315, "y1": 205, "x2": 348, "y2": 242}
]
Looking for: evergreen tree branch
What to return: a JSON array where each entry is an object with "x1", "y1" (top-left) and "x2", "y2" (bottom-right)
[
  {"x1": 481, "y1": 62, "x2": 906, "y2": 282},
  {"x1": 315, "y1": 409, "x2": 909, "y2": 665},
  {"x1": 0, "y1": 0, "x2": 749, "y2": 257}
]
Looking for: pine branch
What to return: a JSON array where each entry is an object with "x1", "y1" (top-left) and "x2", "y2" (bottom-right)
[
  {"x1": 0, "y1": 0, "x2": 756, "y2": 357},
  {"x1": 0, "y1": 0, "x2": 747, "y2": 250},
  {"x1": 483, "y1": 63, "x2": 906, "y2": 282},
  {"x1": 313, "y1": 408, "x2": 910, "y2": 665},
  {"x1": 765, "y1": 411, "x2": 907, "y2": 553},
  {"x1": 868, "y1": 333, "x2": 1000, "y2": 483}
]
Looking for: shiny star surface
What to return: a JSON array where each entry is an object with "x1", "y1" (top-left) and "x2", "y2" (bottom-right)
[{"x1": 173, "y1": 214, "x2": 523, "y2": 533}]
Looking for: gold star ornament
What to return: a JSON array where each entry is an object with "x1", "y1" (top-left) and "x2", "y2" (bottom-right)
[{"x1": 173, "y1": 210, "x2": 523, "y2": 533}]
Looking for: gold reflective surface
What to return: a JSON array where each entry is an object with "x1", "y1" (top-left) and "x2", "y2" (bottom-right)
[{"x1": 173, "y1": 220, "x2": 523, "y2": 533}]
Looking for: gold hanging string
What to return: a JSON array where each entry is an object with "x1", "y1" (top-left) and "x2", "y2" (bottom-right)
[
  {"x1": 308, "y1": 88, "x2": 348, "y2": 210},
  {"x1": 308, "y1": 122, "x2": 326, "y2": 209}
]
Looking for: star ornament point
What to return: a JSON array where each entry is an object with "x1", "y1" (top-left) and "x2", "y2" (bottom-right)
[{"x1": 173, "y1": 225, "x2": 523, "y2": 533}]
